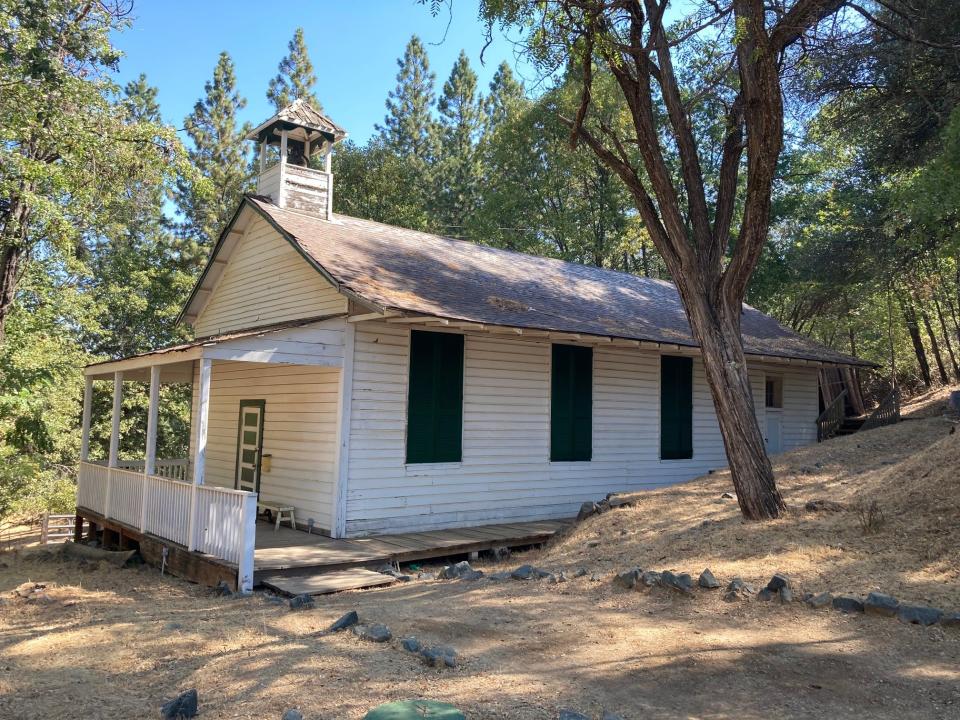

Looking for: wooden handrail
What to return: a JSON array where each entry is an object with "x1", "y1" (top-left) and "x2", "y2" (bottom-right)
[
  {"x1": 817, "y1": 389, "x2": 848, "y2": 441},
  {"x1": 861, "y1": 388, "x2": 901, "y2": 433}
]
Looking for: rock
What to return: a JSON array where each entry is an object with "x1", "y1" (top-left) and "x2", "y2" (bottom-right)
[
  {"x1": 281, "y1": 711, "x2": 303, "y2": 720},
  {"x1": 488, "y1": 571, "x2": 512, "y2": 581},
  {"x1": 163, "y1": 621, "x2": 183, "y2": 631},
  {"x1": 613, "y1": 568, "x2": 642, "y2": 589},
  {"x1": 765, "y1": 573, "x2": 792, "y2": 592},
  {"x1": 576, "y1": 501, "x2": 601, "y2": 521},
  {"x1": 589, "y1": 573, "x2": 601, "y2": 582},
  {"x1": 757, "y1": 588, "x2": 775, "y2": 602},
  {"x1": 698, "y1": 569, "x2": 720, "y2": 589},
  {"x1": 720, "y1": 492, "x2": 735, "y2": 499},
  {"x1": 327, "y1": 610, "x2": 360, "y2": 633},
  {"x1": 289, "y1": 593, "x2": 315, "y2": 611},
  {"x1": 353, "y1": 623, "x2": 392, "y2": 643},
  {"x1": 420, "y1": 645, "x2": 458, "y2": 668},
  {"x1": 401, "y1": 636, "x2": 421, "y2": 653},
  {"x1": 458, "y1": 570, "x2": 485, "y2": 581},
  {"x1": 722, "y1": 577, "x2": 754, "y2": 602},
  {"x1": 512, "y1": 564, "x2": 550, "y2": 580},
  {"x1": 832, "y1": 595, "x2": 865, "y2": 614},
  {"x1": 607, "y1": 494, "x2": 636, "y2": 509},
  {"x1": 897, "y1": 605, "x2": 943, "y2": 626},
  {"x1": 659, "y1": 571, "x2": 694, "y2": 595},
  {"x1": 779, "y1": 587, "x2": 794, "y2": 604},
  {"x1": 573, "y1": 568, "x2": 588, "y2": 578},
  {"x1": 804, "y1": 499, "x2": 846, "y2": 512},
  {"x1": 806, "y1": 591, "x2": 833, "y2": 609},
  {"x1": 558, "y1": 710, "x2": 590, "y2": 720},
  {"x1": 418, "y1": 572, "x2": 437, "y2": 581},
  {"x1": 554, "y1": 571, "x2": 568, "y2": 584},
  {"x1": 440, "y1": 561, "x2": 474, "y2": 580},
  {"x1": 864, "y1": 592, "x2": 899, "y2": 617},
  {"x1": 214, "y1": 580, "x2": 233, "y2": 597},
  {"x1": 941, "y1": 612, "x2": 960, "y2": 628},
  {"x1": 640, "y1": 570, "x2": 661, "y2": 588},
  {"x1": 161, "y1": 689, "x2": 198, "y2": 719}
]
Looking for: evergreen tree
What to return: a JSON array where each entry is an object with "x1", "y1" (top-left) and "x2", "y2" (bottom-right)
[
  {"x1": 482, "y1": 62, "x2": 524, "y2": 132},
  {"x1": 377, "y1": 36, "x2": 438, "y2": 163},
  {"x1": 175, "y1": 52, "x2": 253, "y2": 263},
  {"x1": 267, "y1": 27, "x2": 321, "y2": 111},
  {"x1": 435, "y1": 51, "x2": 484, "y2": 237}
]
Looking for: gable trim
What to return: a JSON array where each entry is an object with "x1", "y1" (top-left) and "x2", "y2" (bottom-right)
[{"x1": 178, "y1": 198, "x2": 382, "y2": 326}]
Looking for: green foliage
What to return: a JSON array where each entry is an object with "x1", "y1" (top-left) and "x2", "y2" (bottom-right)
[
  {"x1": 267, "y1": 27, "x2": 321, "y2": 111},
  {"x1": 377, "y1": 36, "x2": 440, "y2": 163}
]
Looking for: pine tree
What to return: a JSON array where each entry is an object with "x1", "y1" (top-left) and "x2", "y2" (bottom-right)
[
  {"x1": 483, "y1": 62, "x2": 524, "y2": 132},
  {"x1": 377, "y1": 36, "x2": 438, "y2": 163},
  {"x1": 175, "y1": 52, "x2": 253, "y2": 263},
  {"x1": 267, "y1": 27, "x2": 321, "y2": 111},
  {"x1": 436, "y1": 51, "x2": 484, "y2": 238}
]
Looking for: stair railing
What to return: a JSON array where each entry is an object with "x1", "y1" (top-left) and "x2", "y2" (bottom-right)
[
  {"x1": 816, "y1": 389, "x2": 848, "y2": 441},
  {"x1": 860, "y1": 387, "x2": 901, "y2": 433}
]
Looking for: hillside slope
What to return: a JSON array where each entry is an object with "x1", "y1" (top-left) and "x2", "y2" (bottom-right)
[{"x1": 541, "y1": 388, "x2": 960, "y2": 607}]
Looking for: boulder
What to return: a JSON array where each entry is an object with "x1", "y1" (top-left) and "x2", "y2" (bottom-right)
[
  {"x1": 576, "y1": 501, "x2": 601, "y2": 521},
  {"x1": 289, "y1": 593, "x2": 315, "y2": 611},
  {"x1": 864, "y1": 592, "x2": 899, "y2": 617},
  {"x1": 327, "y1": 610, "x2": 359, "y2": 633},
  {"x1": 420, "y1": 645, "x2": 459, "y2": 668},
  {"x1": 440, "y1": 561, "x2": 474, "y2": 580},
  {"x1": 613, "y1": 568, "x2": 642, "y2": 590},
  {"x1": 161, "y1": 689, "x2": 198, "y2": 719},
  {"x1": 659, "y1": 571, "x2": 694, "y2": 595},
  {"x1": 401, "y1": 636, "x2": 421, "y2": 653},
  {"x1": 832, "y1": 595, "x2": 865, "y2": 614},
  {"x1": 282, "y1": 711, "x2": 304, "y2": 720},
  {"x1": 698, "y1": 569, "x2": 720, "y2": 589},
  {"x1": 353, "y1": 623, "x2": 392, "y2": 643},
  {"x1": 897, "y1": 605, "x2": 943, "y2": 626},
  {"x1": 765, "y1": 573, "x2": 792, "y2": 593},
  {"x1": 805, "y1": 592, "x2": 833, "y2": 609},
  {"x1": 511, "y1": 564, "x2": 536, "y2": 580}
]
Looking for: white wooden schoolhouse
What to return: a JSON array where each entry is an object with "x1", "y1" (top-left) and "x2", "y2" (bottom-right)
[{"x1": 75, "y1": 101, "x2": 867, "y2": 592}]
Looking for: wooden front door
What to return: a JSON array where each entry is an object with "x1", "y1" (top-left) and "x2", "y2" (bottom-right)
[{"x1": 235, "y1": 400, "x2": 265, "y2": 493}]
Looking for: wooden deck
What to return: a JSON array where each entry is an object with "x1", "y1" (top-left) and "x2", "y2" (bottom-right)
[{"x1": 253, "y1": 519, "x2": 569, "y2": 578}]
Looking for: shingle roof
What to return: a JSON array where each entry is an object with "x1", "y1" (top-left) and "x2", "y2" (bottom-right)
[
  {"x1": 246, "y1": 99, "x2": 347, "y2": 142},
  {"x1": 243, "y1": 196, "x2": 869, "y2": 367}
]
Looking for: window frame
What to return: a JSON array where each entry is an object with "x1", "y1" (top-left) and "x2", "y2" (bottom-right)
[
  {"x1": 659, "y1": 354, "x2": 694, "y2": 461},
  {"x1": 549, "y1": 343, "x2": 594, "y2": 463},
  {"x1": 404, "y1": 329, "x2": 465, "y2": 465}
]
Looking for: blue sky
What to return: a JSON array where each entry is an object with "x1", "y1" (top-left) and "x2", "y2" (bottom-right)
[{"x1": 112, "y1": 1, "x2": 526, "y2": 145}]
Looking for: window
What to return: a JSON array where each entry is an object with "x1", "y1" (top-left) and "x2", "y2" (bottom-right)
[
  {"x1": 551, "y1": 344, "x2": 593, "y2": 462},
  {"x1": 660, "y1": 355, "x2": 693, "y2": 460},
  {"x1": 765, "y1": 376, "x2": 783, "y2": 409},
  {"x1": 406, "y1": 330, "x2": 464, "y2": 464}
]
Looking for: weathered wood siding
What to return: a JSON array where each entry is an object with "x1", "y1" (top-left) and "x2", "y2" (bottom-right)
[
  {"x1": 194, "y1": 214, "x2": 346, "y2": 337},
  {"x1": 281, "y1": 164, "x2": 330, "y2": 218},
  {"x1": 343, "y1": 322, "x2": 821, "y2": 536}
]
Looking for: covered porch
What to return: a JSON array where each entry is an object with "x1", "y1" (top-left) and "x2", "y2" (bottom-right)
[{"x1": 76, "y1": 319, "x2": 347, "y2": 593}]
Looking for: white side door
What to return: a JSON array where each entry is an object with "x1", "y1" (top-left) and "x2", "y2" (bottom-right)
[{"x1": 235, "y1": 401, "x2": 264, "y2": 493}]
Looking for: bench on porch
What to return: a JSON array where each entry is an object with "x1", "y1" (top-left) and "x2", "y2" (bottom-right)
[{"x1": 257, "y1": 501, "x2": 296, "y2": 531}]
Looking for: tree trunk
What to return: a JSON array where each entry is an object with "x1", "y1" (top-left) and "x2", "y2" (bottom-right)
[
  {"x1": 933, "y1": 295, "x2": 960, "y2": 380},
  {"x1": 901, "y1": 300, "x2": 932, "y2": 387},
  {"x1": 0, "y1": 193, "x2": 32, "y2": 344},
  {"x1": 675, "y1": 280, "x2": 785, "y2": 520},
  {"x1": 918, "y1": 304, "x2": 949, "y2": 384}
]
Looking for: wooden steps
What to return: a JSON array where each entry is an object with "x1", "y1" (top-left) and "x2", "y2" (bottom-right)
[{"x1": 259, "y1": 568, "x2": 396, "y2": 596}]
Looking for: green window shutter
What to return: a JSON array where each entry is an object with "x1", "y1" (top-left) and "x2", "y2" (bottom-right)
[
  {"x1": 660, "y1": 355, "x2": 693, "y2": 459},
  {"x1": 406, "y1": 330, "x2": 464, "y2": 464},
  {"x1": 551, "y1": 344, "x2": 592, "y2": 462}
]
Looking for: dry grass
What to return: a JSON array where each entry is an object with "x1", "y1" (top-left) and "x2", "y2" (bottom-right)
[{"x1": 0, "y1": 389, "x2": 958, "y2": 719}]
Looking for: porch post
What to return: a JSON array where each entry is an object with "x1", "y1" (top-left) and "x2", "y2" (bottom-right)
[
  {"x1": 188, "y1": 358, "x2": 211, "y2": 551},
  {"x1": 80, "y1": 375, "x2": 93, "y2": 462},
  {"x1": 141, "y1": 365, "x2": 161, "y2": 532},
  {"x1": 106, "y1": 371, "x2": 123, "y2": 519}
]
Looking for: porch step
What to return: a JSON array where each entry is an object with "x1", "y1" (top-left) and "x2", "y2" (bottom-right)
[{"x1": 259, "y1": 568, "x2": 396, "y2": 596}]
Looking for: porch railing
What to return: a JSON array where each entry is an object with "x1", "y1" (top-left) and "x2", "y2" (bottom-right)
[
  {"x1": 77, "y1": 460, "x2": 256, "y2": 592},
  {"x1": 115, "y1": 458, "x2": 190, "y2": 482},
  {"x1": 861, "y1": 388, "x2": 901, "y2": 433},
  {"x1": 816, "y1": 389, "x2": 848, "y2": 441}
]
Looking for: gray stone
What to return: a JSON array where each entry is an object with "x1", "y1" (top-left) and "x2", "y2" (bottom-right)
[
  {"x1": 806, "y1": 591, "x2": 833, "y2": 609},
  {"x1": 163, "y1": 621, "x2": 183, "y2": 631},
  {"x1": 723, "y1": 577, "x2": 754, "y2": 602},
  {"x1": 488, "y1": 571, "x2": 512, "y2": 581},
  {"x1": 897, "y1": 605, "x2": 943, "y2": 626},
  {"x1": 641, "y1": 570, "x2": 661, "y2": 587},
  {"x1": 281, "y1": 711, "x2": 303, "y2": 720},
  {"x1": 214, "y1": 580, "x2": 233, "y2": 597},
  {"x1": 161, "y1": 689, "x2": 198, "y2": 719},
  {"x1": 558, "y1": 710, "x2": 590, "y2": 720},
  {"x1": 401, "y1": 636, "x2": 421, "y2": 653},
  {"x1": 940, "y1": 612, "x2": 960, "y2": 628},
  {"x1": 440, "y1": 561, "x2": 474, "y2": 580},
  {"x1": 573, "y1": 568, "x2": 588, "y2": 578},
  {"x1": 864, "y1": 592, "x2": 899, "y2": 617},
  {"x1": 327, "y1": 610, "x2": 359, "y2": 633},
  {"x1": 779, "y1": 587, "x2": 794, "y2": 604},
  {"x1": 289, "y1": 593, "x2": 315, "y2": 611},
  {"x1": 555, "y1": 571, "x2": 568, "y2": 583},
  {"x1": 418, "y1": 572, "x2": 437, "y2": 581},
  {"x1": 577, "y1": 501, "x2": 601, "y2": 521},
  {"x1": 511, "y1": 564, "x2": 536, "y2": 580},
  {"x1": 832, "y1": 595, "x2": 865, "y2": 614},
  {"x1": 353, "y1": 623, "x2": 392, "y2": 643},
  {"x1": 698, "y1": 569, "x2": 720, "y2": 589},
  {"x1": 420, "y1": 645, "x2": 458, "y2": 668},
  {"x1": 720, "y1": 492, "x2": 735, "y2": 499},
  {"x1": 614, "y1": 568, "x2": 642, "y2": 589},
  {"x1": 660, "y1": 571, "x2": 694, "y2": 595},
  {"x1": 765, "y1": 573, "x2": 792, "y2": 592},
  {"x1": 458, "y1": 570, "x2": 485, "y2": 581},
  {"x1": 757, "y1": 588, "x2": 775, "y2": 602},
  {"x1": 589, "y1": 573, "x2": 602, "y2": 582}
]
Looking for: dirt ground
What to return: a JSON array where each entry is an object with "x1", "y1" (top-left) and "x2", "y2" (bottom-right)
[{"x1": 1, "y1": 390, "x2": 958, "y2": 720}]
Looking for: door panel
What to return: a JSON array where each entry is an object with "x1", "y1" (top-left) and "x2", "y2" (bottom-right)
[{"x1": 235, "y1": 400, "x2": 265, "y2": 493}]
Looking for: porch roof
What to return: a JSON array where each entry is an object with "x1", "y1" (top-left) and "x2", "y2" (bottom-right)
[{"x1": 84, "y1": 313, "x2": 347, "y2": 381}]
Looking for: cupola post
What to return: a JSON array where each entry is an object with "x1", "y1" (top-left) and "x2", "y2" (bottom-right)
[{"x1": 246, "y1": 99, "x2": 347, "y2": 220}]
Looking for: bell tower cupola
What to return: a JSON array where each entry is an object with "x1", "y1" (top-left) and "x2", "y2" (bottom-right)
[{"x1": 246, "y1": 99, "x2": 347, "y2": 220}]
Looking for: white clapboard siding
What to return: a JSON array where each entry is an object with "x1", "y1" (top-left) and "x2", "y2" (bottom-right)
[
  {"x1": 194, "y1": 214, "x2": 347, "y2": 336},
  {"x1": 343, "y1": 322, "x2": 822, "y2": 536},
  {"x1": 189, "y1": 360, "x2": 341, "y2": 533}
]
